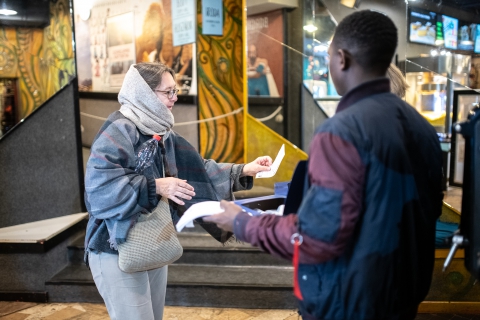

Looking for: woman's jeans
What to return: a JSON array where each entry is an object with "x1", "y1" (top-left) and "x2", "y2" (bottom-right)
[{"x1": 88, "y1": 251, "x2": 168, "y2": 320}]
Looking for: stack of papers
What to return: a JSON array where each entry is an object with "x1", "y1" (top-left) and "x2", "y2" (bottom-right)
[{"x1": 176, "y1": 201, "x2": 224, "y2": 232}]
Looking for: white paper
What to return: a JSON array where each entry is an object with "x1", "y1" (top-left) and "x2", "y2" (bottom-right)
[
  {"x1": 256, "y1": 144, "x2": 285, "y2": 179},
  {"x1": 176, "y1": 201, "x2": 224, "y2": 232}
]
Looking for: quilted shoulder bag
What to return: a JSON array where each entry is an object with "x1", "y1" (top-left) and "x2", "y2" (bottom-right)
[{"x1": 117, "y1": 197, "x2": 183, "y2": 273}]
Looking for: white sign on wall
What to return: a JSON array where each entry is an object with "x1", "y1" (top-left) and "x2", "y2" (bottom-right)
[
  {"x1": 106, "y1": 12, "x2": 135, "y2": 87},
  {"x1": 172, "y1": 0, "x2": 196, "y2": 46},
  {"x1": 202, "y1": 0, "x2": 223, "y2": 36}
]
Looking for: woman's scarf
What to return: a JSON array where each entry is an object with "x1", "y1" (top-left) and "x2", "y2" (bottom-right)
[{"x1": 118, "y1": 65, "x2": 174, "y2": 139}]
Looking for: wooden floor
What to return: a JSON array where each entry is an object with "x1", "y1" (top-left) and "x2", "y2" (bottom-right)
[
  {"x1": 2, "y1": 301, "x2": 480, "y2": 319},
  {"x1": 0, "y1": 302, "x2": 300, "y2": 319}
]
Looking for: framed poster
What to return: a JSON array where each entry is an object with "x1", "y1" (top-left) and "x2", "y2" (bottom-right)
[
  {"x1": 171, "y1": 0, "x2": 196, "y2": 46},
  {"x1": 106, "y1": 12, "x2": 135, "y2": 87},
  {"x1": 247, "y1": 10, "x2": 283, "y2": 97},
  {"x1": 450, "y1": 89, "x2": 480, "y2": 187}
]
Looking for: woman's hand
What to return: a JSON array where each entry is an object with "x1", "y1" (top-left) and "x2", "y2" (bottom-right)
[
  {"x1": 242, "y1": 156, "x2": 273, "y2": 177},
  {"x1": 155, "y1": 178, "x2": 195, "y2": 205}
]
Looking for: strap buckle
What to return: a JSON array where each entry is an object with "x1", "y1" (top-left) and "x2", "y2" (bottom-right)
[{"x1": 290, "y1": 232, "x2": 303, "y2": 245}]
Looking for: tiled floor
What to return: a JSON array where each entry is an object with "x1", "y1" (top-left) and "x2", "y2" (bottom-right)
[
  {"x1": 416, "y1": 315, "x2": 480, "y2": 320},
  {"x1": 2, "y1": 302, "x2": 480, "y2": 319},
  {"x1": 0, "y1": 302, "x2": 300, "y2": 319}
]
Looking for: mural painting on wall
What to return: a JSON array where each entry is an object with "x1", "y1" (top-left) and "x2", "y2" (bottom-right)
[
  {"x1": 246, "y1": 10, "x2": 283, "y2": 97},
  {"x1": 197, "y1": 0, "x2": 244, "y2": 163},
  {"x1": 75, "y1": 0, "x2": 196, "y2": 94},
  {"x1": 0, "y1": 0, "x2": 75, "y2": 122}
]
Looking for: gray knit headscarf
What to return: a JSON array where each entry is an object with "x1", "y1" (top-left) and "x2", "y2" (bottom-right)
[{"x1": 118, "y1": 64, "x2": 174, "y2": 139}]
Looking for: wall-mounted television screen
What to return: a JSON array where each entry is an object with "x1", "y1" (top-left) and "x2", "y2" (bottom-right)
[
  {"x1": 408, "y1": 7, "x2": 437, "y2": 45},
  {"x1": 443, "y1": 15, "x2": 459, "y2": 50},
  {"x1": 475, "y1": 25, "x2": 480, "y2": 54},
  {"x1": 458, "y1": 21, "x2": 476, "y2": 51}
]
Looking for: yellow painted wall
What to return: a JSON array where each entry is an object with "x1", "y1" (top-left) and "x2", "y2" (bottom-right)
[
  {"x1": 245, "y1": 114, "x2": 308, "y2": 189},
  {"x1": 197, "y1": 0, "x2": 307, "y2": 185},
  {"x1": 197, "y1": 0, "x2": 244, "y2": 163}
]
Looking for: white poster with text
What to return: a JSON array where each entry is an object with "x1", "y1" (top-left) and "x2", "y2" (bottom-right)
[
  {"x1": 106, "y1": 12, "x2": 135, "y2": 87},
  {"x1": 172, "y1": 0, "x2": 196, "y2": 46},
  {"x1": 202, "y1": 0, "x2": 223, "y2": 36}
]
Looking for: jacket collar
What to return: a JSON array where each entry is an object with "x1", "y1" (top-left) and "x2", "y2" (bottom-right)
[{"x1": 336, "y1": 78, "x2": 390, "y2": 114}]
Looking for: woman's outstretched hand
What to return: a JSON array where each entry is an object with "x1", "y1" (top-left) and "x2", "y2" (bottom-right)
[
  {"x1": 242, "y1": 156, "x2": 273, "y2": 177},
  {"x1": 155, "y1": 178, "x2": 195, "y2": 205}
]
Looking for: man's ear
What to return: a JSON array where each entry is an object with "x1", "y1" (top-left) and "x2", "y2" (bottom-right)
[{"x1": 338, "y1": 49, "x2": 350, "y2": 71}]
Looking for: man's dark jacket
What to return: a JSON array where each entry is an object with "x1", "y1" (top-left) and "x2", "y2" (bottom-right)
[{"x1": 233, "y1": 79, "x2": 444, "y2": 319}]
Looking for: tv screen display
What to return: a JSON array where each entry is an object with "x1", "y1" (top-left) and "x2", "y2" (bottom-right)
[
  {"x1": 474, "y1": 25, "x2": 480, "y2": 54},
  {"x1": 458, "y1": 21, "x2": 476, "y2": 51},
  {"x1": 442, "y1": 15, "x2": 459, "y2": 49},
  {"x1": 409, "y1": 8, "x2": 437, "y2": 45}
]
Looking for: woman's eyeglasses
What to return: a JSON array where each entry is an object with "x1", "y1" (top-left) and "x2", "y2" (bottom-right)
[{"x1": 155, "y1": 89, "x2": 179, "y2": 99}]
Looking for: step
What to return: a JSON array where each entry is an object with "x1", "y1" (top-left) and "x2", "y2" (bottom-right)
[
  {"x1": 0, "y1": 214, "x2": 88, "y2": 302},
  {"x1": 67, "y1": 233, "x2": 87, "y2": 265},
  {"x1": 176, "y1": 232, "x2": 290, "y2": 266},
  {"x1": 47, "y1": 207, "x2": 295, "y2": 307},
  {"x1": 46, "y1": 262, "x2": 295, "y2": 308},
  {"x1": 68, "y1": 231, "x2": 290, "y2": 266},
  {"x1": 166, "y1": 264, "x2": 295, "y2": 309},
  {"x1": 47, "y1": 263, "x2": 293, "y2": 288},
  {"x1": 45, "y1": 264, "x2": 102, "y2": 303},
  {"x1": 0, "y1": 213, "x2": 88, "y2": 253},
  {"x1": 168, "y1": 264, "x2": 292, "y2": 287}
]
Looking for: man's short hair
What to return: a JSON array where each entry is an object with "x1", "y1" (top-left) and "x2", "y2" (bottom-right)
[{"x1": 333, "y1": 10, "x2": 398, "y2": 74}]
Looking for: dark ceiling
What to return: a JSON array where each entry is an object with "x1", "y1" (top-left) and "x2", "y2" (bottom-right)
[
  {"x1": 0, "y1": 0, "x2": 50, "y2": 28},
  {"x1": 433, "y1": 0, "x2": 480, "y2": 10}
]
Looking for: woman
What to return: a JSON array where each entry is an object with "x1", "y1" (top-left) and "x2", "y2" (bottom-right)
[
  {"x1": 84, "y1": 62, "x2": 272, "y2": 320},
  {"x1": 387, "y1": 63, "x2": 409, "y2": 99}
]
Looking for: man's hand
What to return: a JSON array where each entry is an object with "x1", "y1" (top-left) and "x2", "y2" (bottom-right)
[
  {"x1": 155, "y1": 178, "x2": 195, "y2": 205},
  {"x1": 203, "y1": 200, "x2": 243, "y2": 232},
  {"x1": 242, "y1": 156, "x2": 273, "y2": 177}
]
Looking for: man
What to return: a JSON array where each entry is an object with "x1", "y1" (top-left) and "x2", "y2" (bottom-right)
[
  {"x1": 247, "y1": 44, "x2": 271, "y2": 96},
  {"x1": 205, "y1": 10, "x2": 443, "y2": 320}
]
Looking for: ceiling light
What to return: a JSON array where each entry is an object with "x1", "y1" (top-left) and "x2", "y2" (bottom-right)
[
  {"x1": 303, "y1": 24, "x2": 318, "y2": 33},
  {"x1": 0, "y1": 8, "x2": 17, "y2": 15},
  {"x1": 80, "y1": 8, "x2": 91, "y2": 21},
  {"x1": 78, "y1": 0, "x2": 93, "y2": 21}
]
